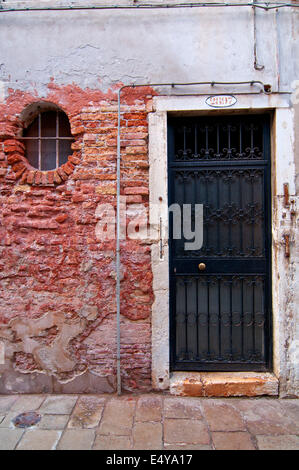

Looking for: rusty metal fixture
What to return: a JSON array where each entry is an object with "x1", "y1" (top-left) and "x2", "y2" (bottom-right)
[
  {"x1": 284, "y1": 234, "x2": 290, "y2": 258},
  {"x1": 253, "y1": 5, "x2": 265, "y2": 71},
  {"x1": 198, "y1": 263, "x2": 206, "y2": 271},
  {"x1": 283, "y1": 183, "x2": 290, "y2": 207},
  {"x1": 263, "y1": 84, "x2": 272, "y2": 93},
  {"x1": 12, "y1": 411, "x2": 41, "y2": 428},
  {"x1": 290, "y1": 199, "x2": 296, "y2": 218}
]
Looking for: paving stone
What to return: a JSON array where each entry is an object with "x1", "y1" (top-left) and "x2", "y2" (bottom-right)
[
  {"x1": 97, "y1": 398, "x2": 135, "y2": 436},
  {"x1": 93, "y1": 434, "x2": 132, "y2": 450},
  {"x1": 135, "y1": 395, "x2": 162, "y2": 422},
  {"x1": 39, "y1": 395, "x2": 78, "y2": 414},
  {"x1": 275, "y1": 400, "x2": 299, "y2": 423},
  {"x1": 246, "y1": 419, "x2": 298, "y2": 435},
  {"x1": 164, "y1": 397, "x2": 202, "y2": 419},
  {"x1": 133, "y1": 422, "x2": 163, "y2": 450},
  {"x1": 38, "y1": 414, "x2": 70, "y2": 430},
  {"x1": 57, "y1": 429, "x2": 95, "y2": 450},
  {"x1": 68, "y1": 395, "x2": 105, "y2": 428},
  {"x1": 0, "y1": 428, "x2": 24, "y2": 450},
  {"x1": 164, "y1": 418, "x2": 210, "y2": 445},
  {"x1": 212, "y1": 432, "x2": 256, "y2": 450},
  {"x1": 234, "y1": 399, "x2": 299, "y2": 435},
  {"x1": 256, "y1": 435, "x2": 299, "y2": 450},
  {"x1": 0, "y1": 394, "x2": 296, "y2": 449},
  {"x1": 0, "y1": 411, "x2": 19, "y2": 428},
  {"x1": 16, "y1": 430, "x2": 62, "y2": 450},
  {"x1": 201, "y1": 401, "x2": 246, "y2": 431},
  {"x1": 235, "y1": 398, "x2": 286, "y2": 419},
  {"x1": 0, "y1": 395, "x2": 18, "y2": 413},
  {"x1": 11, "y1": 395, "x2": 45, "y2": 412}
]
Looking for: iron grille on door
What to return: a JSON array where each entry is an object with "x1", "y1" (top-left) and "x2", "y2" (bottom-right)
[{"x1": 168, "y1": 115, "x2": 272, "y2": 371}]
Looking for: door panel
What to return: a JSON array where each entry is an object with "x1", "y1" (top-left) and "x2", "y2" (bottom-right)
[{"x1": 168, "y1": 115, "x2": 272, "y2": 371}]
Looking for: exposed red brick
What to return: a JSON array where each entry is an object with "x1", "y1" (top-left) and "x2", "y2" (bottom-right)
[
  {"x1": 47, "y1": 171, "x2": 54, "y2": 185},
  {"x1": 26, "y1": 170, "x2": 36, "y2": 184},
  {"x1": 68, "y1": 155, "x2": 81, "y2": 165},
  {"x1": 71, "y1": 125, "x2": 85, "y2": 135},
  {"x1": 12, "y1": 162, "x2": 26, "y2": 173},
  {"x1": 53, "y1": 170, "x2": 62, "y2": 184},
  {"x1": 4, "y1": 139, "x2": 25, "y2": 153},
  {"x1": 62, "y1": 162, "x2": 75, "y2": 175},
  {"x1": 34, "y1": 171, "x2": 42, "y2": 186},
  {"x1": 55, "y1": 214, "x2": 68, "y2": 224},
  {"x1": 7, "y1": 153, "x2": 22, "y2": 165},
  {"x1": 123, "y1": 112, "x2": 147, "y2": 120},
  {"x1": 20, "y1": 170, "x2": 29, "y2": 184},
  {"x1": 14, "y1": 167, "x2": 26, "y2": 180},
  {"x1": 57, "y1": 167, "x2": 69, "y2": 181},
  {"x1": 124, "y1": 187, "x2": 149, "y2": 195},
  {"x1": 41, "y1": 172, "x2": 48, "y2": 186}
]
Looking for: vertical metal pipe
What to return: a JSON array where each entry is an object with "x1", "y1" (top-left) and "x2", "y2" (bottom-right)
[
  {"x1": 116, "y1": 88, "x2": 122, "y2": 395},
  {"x1": 253, "y1": 4, "x2": 265, "y2": 70},
  {"x1": 56, "y1": 111, "x2": 59, "y2": 168},
  {"x1": 38, "y1": 112, "x2": 42, "y2": 171}
]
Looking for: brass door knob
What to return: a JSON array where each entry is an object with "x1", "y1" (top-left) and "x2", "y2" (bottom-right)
[{"x1": 198, "y1": 263, "x2": 206, "y2": 271}]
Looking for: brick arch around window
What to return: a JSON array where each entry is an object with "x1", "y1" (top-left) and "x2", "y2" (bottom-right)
[{"x1": 4, "y1": 100, "x2": 82, "y2": 186}]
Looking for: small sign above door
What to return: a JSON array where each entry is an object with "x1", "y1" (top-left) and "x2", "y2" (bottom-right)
[{"x1": 205, "y1": 95, "x2": 237, "y2": 108}]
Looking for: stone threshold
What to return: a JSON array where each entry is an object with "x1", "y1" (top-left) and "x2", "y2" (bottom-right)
[{"x1": 170, "y1": 372, "x2": 279, "y2": 397}]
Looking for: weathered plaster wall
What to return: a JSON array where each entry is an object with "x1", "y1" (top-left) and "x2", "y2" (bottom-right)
[
  {"x1": 0, "y1": 3, "x2": 298, "y2": 395},
  {"x1": 0, "y1": 5, "x2": 297, "y2": 96},
  {"x1": 271, "y1": 107, "x2": 298, "y2": 397}
]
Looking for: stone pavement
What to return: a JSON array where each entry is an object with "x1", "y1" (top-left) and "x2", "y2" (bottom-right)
[{"x1": 0, "y1": 394, "x2": 298, "y2": 450}]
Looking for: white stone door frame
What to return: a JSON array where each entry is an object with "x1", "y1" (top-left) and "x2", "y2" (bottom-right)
[{"x1": 149, "y1": 93, "x2": 295, "y2": 392}]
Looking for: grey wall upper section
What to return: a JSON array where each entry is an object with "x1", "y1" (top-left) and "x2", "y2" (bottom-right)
[{"x1": 0, "y1": 6, "x2": 298, "y2": 97}]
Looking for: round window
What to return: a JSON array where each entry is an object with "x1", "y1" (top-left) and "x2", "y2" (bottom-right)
[{"x1": 22, "y1": 110, "x2": 73, "y2": 171}]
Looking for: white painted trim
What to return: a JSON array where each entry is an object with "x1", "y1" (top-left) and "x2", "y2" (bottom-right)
[
  {"x1": 149, "y1": 111, "x2": 169, "y2": 390},
  {"x1": 272, "y1": 108, "x2": 296, "y2": 386}
]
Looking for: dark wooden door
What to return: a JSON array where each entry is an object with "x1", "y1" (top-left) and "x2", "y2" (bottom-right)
[{"x1": 168, "y1": 114, "x2": 272, "y2": 371}]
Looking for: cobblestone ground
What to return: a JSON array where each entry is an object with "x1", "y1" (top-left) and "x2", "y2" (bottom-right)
[{"x1": 0, "y1": 394, "x2": 298, "y2": 450}]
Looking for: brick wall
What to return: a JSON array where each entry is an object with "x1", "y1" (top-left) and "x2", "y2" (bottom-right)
[{"x1": 0, "y1": 82, "x2": 155, "y2": 393}]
